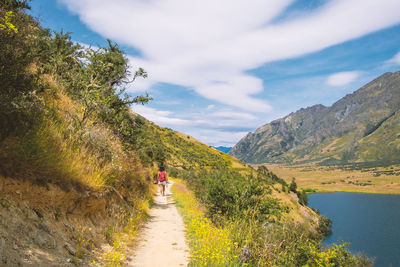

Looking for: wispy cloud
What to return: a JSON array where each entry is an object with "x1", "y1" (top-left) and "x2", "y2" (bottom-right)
[
  {"x1": 132, "y1": 105, "x2": 260, "y2": 139},
  {"x1": 133, "y1": 105, "x2": 191, "y2": 126},
  {"x1": 193, "y1": 129, "x2": 250, "y2": 147},
  {"x1": 386, "y1": 51, "x2": 400, "y2": 65},
  {"x1": 206, "y1": 104, "x2": 215, "y2": 110},
  {"x1": 326, "y1": 71, "x2": 361, "y2": 86},
  {"x1": 59, "y1": 0, "x2": 400, "y2": 112}
]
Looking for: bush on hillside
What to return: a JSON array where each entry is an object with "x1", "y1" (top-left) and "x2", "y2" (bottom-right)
[
  {"x1": 289, "y1": 177, "x2": 298, "y2": 193},
  {"x1": 317, "y1": 215, "x2": 332, "y2": 237},
  {"x1": 0, "y1": 1, "x2": 44, "y2": 140},
  {"x1": 297, "y1": 190, "x2": 308, "y2": 205}
]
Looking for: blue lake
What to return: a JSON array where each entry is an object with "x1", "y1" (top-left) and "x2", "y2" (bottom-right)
[{"x1": 308, "y1": 192, "x2": 400, "y2": 267}]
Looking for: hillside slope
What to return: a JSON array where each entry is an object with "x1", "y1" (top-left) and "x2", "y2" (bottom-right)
[{"x1": 230, "y1": 71, "x2": 400, "y2": 164}]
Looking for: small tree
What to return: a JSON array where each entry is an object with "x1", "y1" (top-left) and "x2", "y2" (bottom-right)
[
  {"x1": 297, "y1": 190, "x2": 308, "y2": 206},
  {"x1": 289, "y1": 177, "x2": 297, "y2": 193}
]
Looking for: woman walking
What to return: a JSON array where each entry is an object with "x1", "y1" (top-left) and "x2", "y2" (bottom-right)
[{"x1": 157, "y1": 166, "x2": 168, "y2": 196}]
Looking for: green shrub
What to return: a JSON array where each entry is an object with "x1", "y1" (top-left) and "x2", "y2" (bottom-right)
[
  {"x1": 297, "y1": 190, "x2": 308, "y2": 206},
  {"x1": 289, "y1": 177, "x2": 298, "y2": 193},
  {"x1": 317, "y1": 215, "x2": 332, "y2": 237}
]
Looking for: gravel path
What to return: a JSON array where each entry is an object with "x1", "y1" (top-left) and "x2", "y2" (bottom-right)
[{"x1": 128, "y1": 182, "x2": 189, "y2": 267}]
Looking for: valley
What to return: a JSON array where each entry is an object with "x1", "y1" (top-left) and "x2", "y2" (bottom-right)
[{"x1": 264, "y1": 163, "x2": 400, "y2": 194}]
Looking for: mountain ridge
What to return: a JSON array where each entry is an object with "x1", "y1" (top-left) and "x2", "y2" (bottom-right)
[{"x1": 230, "y1": 71, "x2": 400, "y2": 164}]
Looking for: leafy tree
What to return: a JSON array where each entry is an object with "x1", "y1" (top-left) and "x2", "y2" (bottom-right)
[
  {"x1": 317, "y1": 215, "x2": 332, "y2": 237},
  {"x1": 0, "y1": 11, "x2": 18, "y2": 33},
  {"x1": 0, "y1": 0, "x2": 44, "y2": 140},
  {"x1": 289, "y1": 177, "x2": 297, "y2": 193},
  {"x1": 296, "y1": 190, "x2": 308, "y2": 205},
  {"x1": 39, "y1": 30, "x2": 83, "y2": 79}
]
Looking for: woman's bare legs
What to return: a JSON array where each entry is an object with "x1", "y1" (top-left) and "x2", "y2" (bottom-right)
[{"x1": 158, "y1": 184, "x2": 166, "y2": 196}]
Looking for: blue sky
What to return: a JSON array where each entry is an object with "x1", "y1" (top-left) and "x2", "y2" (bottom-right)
[{"x1": 29, "y1": 0, "x2": 400, "y2": 146}]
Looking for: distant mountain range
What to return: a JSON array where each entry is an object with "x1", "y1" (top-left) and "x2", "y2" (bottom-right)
[
  {"x1": 230, "y1": 71, "x2": 400, "y2": 165},
  {"x1": 212, "y1": 146, "x2": 232, "y2": 153}
]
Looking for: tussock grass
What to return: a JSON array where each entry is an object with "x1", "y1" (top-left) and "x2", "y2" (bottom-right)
[{"x1": 0, "y1": 89, "x2": 147, "y2": 192}]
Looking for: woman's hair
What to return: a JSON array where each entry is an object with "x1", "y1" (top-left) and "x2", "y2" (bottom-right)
[{"x1": 159, "y1": 166, "x2": 165, "y2": 172}]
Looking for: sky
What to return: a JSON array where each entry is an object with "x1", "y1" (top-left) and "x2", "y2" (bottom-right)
[{"x1": 29, "y1": 0, "x2": 400, "y2": 147}]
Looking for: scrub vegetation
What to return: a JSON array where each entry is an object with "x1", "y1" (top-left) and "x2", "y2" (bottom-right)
[{"x1": 171, "y1": 178, "x2": 371, "y2": 266}]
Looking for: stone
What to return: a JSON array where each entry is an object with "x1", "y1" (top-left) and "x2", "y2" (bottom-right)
[
  {"x1": 13, "y1": 222, "x2": 25, "y2": 235},
  {"x1": 26, "y1": 208, "x2": 39, "y2": 222},
  {"x1": 63, "y1": 222, "x2": 74, "y2": 231},
  {"x1": 39, "y1": 223, "x2": 50, "y2": 234},
  {"x1": 64, "y1": 242, "x2": 76, "y2": 256},
  {"x1": 1, "y1": 255, "x2": 7, "y2": 265},
  {"x1": 35, "y1": 231, "x2": 46, "y2": 248},
  {"x1": 12, "y1": 243, "x2": 18, "y2": 250},
  {"x1": 33, "y1": 209, "x2": 43, "y2": 219},
  {"x1": 35, "y1": 231, "x2": 56, "y2": 249}
]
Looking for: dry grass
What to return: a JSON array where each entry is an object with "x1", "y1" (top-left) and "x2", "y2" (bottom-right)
[{"x1": 264, "y1": 163, "x2": 400, "y2": 194}]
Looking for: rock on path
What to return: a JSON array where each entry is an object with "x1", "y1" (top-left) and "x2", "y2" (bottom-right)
[{"x1": 128, "y1": 182, "x2": 189, "y2": 267}]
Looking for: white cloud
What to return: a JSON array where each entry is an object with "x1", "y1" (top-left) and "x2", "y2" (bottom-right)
[
  {"x1": 386, "y1": 51, "x2": 400, "y2": 65},
  {"x1": 59, "y1": 0, "x2": 400, "y2": 112},
  {"x1": 133, "y1": 105, "x2": 258, "y2": 129},
  {"x1": 206, "y1": 104, "x2": 215, "y2": 110},
  {"x1": 132, "y1": 105, "x2": 191, "y2": 126},
  {"x1": 211, "y1": 110, "x2": 256, "y2": 121},
  {"x1": 193, "y1": 129, "x2": 250, "y2": 147},
  {"x1": 131, "y1": 104, "x2": 261, "y2": 144},
  {"x1": 326, "y1": 71, "x2": 361, "y2": 86}
]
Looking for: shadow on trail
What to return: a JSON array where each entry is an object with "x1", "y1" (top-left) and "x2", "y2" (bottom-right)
[{"x1": 151, "y1": 201, "x2": 176, "y2": 210}]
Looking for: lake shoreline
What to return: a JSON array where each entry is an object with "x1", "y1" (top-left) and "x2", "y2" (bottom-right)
[{"x1": 308, "y1": 188, "x2": 400, "y2": 195}]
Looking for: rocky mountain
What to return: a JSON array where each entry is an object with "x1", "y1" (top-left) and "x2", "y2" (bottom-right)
[{"x1": 230, "y1": 71, "x2": 400, "y2": 164}]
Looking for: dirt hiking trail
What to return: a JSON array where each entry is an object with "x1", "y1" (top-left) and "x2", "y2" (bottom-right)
[{"x1": 128, "y1": 181, "x2": 189, "y2": 266}]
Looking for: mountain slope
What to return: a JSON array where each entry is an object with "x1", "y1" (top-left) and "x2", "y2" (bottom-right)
[{"x1": 230, "y1": 71, "x2": 400, "y2": 164}]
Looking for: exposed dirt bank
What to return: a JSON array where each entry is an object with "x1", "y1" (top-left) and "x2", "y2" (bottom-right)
[{"x1": 0, "y1": 176, "x2": 138, "y2": 266}]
